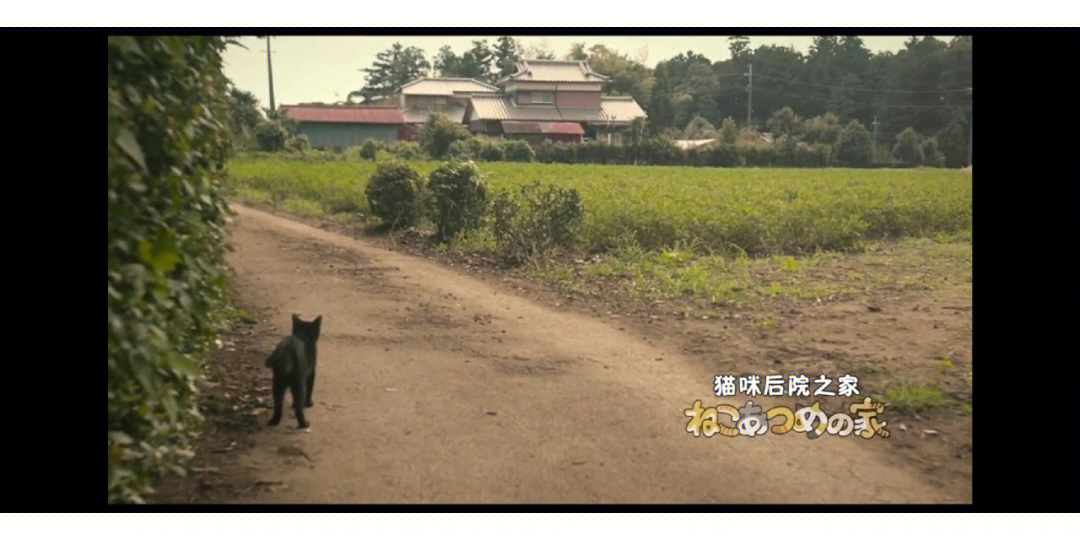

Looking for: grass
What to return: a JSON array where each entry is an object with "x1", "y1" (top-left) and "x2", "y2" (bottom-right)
[
  {"x1": 224, "y1": 154, "x2": 972, "y2": 307},
  {"x1": 226, "y1": 154, "x2": 972, "y2": 256},
  {"x1": 877, "y1": 382, "x2": 962, "y2": 414}
]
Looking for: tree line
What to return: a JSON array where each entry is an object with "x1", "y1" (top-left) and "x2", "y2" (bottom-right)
[{"x1": 344, "y1": 36, "x2": 971, "y2": 165}]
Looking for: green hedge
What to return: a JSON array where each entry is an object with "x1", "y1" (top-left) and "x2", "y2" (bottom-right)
[{"x1": 108, "y1": 36, "x2": 233, "y2": 503}]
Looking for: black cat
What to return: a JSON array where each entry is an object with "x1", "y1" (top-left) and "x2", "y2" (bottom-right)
[{"x1": 265, "y1": 314, "x2": 322, "y2": 428}]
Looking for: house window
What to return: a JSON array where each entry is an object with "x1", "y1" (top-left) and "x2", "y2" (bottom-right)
[{"x1": 532, "y1": 91, "x2": 554, "y2": 104}]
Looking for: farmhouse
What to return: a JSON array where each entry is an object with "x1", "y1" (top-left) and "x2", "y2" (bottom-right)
[
  {"x1": 280, "y1": 104, "x2": 404, "y2": 149},
  {"x1": 462, "y1": 59, "x2": 647, "y2": 144},
  {"x1": 279, "y1": 59, "x2": 647, "y2": 149},
  {"x1": 394, "y1": 77, "x2": 500, "y2": 140}
]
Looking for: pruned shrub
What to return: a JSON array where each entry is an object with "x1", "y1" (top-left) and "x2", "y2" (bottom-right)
[
  {"x1": 428, "y1": 160, "x2": 489, "y2": 241},
  {"x1": 492, "y1": 181, "x2": 584, "y2": 264},
  {"x1": 365, "y1": 159, "x2": 423, "y2": 228}
]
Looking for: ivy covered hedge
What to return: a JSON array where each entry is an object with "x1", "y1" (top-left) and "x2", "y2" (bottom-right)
[{"x1": 108, "y1": 36, "x2": 233, "y2": 503}]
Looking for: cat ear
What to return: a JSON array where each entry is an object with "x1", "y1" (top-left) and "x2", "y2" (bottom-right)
[
  {"x1": 292, "y1": 314, "x2": 300, "y2": 322},
  {"x1": 314, "y1": 316, "x2": 322, "y2": 334}
]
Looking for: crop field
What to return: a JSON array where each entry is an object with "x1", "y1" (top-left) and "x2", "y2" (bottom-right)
[
  {"x1": 223, "y1": 152, "x2": 973, "y2": 429},
  {"x1": 227, "y1": 153, "x2": 971, "y2": 256}
]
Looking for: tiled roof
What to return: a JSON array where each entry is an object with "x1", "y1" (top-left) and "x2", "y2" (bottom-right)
[
  {"x1": 501, "y1": 121, "x2": 585, "y2": 135},
  {"x1": 280, "y1": 105, "x2": 404, "y2": 124},
  {"x1": 401, "y1": 104, "x2": 468, "y2": 124},
  {"x1": 499, "y1": 60, "x2": 609, "y2": 84},
  {"x1": 599, "y1": 96, "x2": 647, "y2": 123},
  {"x1": 467, "y1": 95, "x2": 609, "y2": 123},
  {"x1": 399, "y1": 77, "x2": 500, "y2": 96}
]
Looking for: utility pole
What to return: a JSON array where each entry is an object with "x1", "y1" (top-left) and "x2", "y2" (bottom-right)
[
  {"x1": 266, "y1": 36, "x2": 276, "y2": 113},
  {"x1": 746, "y1": 63, "x2": 753, "y2": 128}
]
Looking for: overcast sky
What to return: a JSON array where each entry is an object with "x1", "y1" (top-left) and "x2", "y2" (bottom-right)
[{"x1": 223, "y1": 35, "x2": 954, "y2": 108}]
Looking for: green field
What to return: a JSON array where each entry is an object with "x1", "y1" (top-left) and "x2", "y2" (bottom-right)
[
  {"x1": 225, "y1": 153, "x2": 972, "y2": 307},
  {"x1": 228, "y1": 154, "x2": 971, "y2": 254}
]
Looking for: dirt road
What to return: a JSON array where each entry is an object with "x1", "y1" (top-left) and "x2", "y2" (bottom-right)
[{"x1": 220, "y1": 203, "x2": 968, "y2": 503}]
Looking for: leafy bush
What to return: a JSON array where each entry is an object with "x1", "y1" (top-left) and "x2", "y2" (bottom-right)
[
  {"x1": 501, "y1": 139, "x2": 535, "y2": 162},
  {"x1": 921, "y1": 136, "x2": 946, "y2": 168},
  {"x1": 477, "y1": 137, "x2": 505, "y2": 162},
  {"x1": 365, "y1": 159, "x2": 423, "y2": 228},
  {"x1": 390, "y1": 140, "x2": 426, "y2": 161},
  {"x1": 419, "y1": 113, "x2": 470, "y2": 159},
  {"x1": 492, "y1": 181, "x2": 584, "y2": 264},
  {"x1": 360, "y1": 139, "x2": 381, "y2": 160},
  {"x1": 108, "y1": 36, "x2": 233, "y2": 503},
  {"x1": 428, "y1": 160, "x2": 489, "y2": 241},
  {"x1": 255, "y1": 120, "x2": 289, "y2": 152},
  {"x1": 535, "y1": 140, "x2": 573, "y2": 164},
  {"x1": 801, "y1": 112, "x2": 842, "y2": 145},
  {"x1": 893, "y1": 127, "x2": 924, "y2": 166},
  {"x1": 448, "y1": 137, "x2": 481, "y2": 161},
  {"x1": 285, "y1": 133, "x2": 310, "y2": 153},
  {"x1": 835, "y1": 120, "x2": 873, "y2": 167}
]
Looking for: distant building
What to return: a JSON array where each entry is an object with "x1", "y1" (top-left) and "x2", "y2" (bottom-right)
[
  {"x1": 462, "y1": 59, "x2": 646, "y2": 144},
  {"x1": 280, "y1": 104, "x2": 404, "y2": 149},
  {"x1": 395, "y1": 78, "x2": 500, "y2": 140},
  {"x1": 279, "y1": 59, "x2": 647, "y2": 149}
]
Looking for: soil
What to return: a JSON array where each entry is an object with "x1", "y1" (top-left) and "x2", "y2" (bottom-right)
[{"x1": 153, "y1": 203, "x2": 971, "y2": 503}]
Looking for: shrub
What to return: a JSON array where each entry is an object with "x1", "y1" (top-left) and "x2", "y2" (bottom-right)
[
  {"x1": 720, "y1": 117, "x2": 738, "y2": 145},
  {"x1": 794, "y1": 142, "x2": 831, "y2": 167},
  {"x1": 419, "y1": 113, "x2": 470, "y2": 159},
  {"x1": 801, "y1": 112, "x2": 842, "y2": 145},
  {"x1": 492, "y1": 181, "x2": 584, "y2": 264},
  {"x1": 108, "y1": 36, "x2": 232, "y2": 503},
  {"x1": 254, "y1": 120, "x2": 289, "y2": 152},
  {"x1": 359, "y1": 139, "x2": 381, "y2": 160},
  {"x1": 892, "y1": 127, "x2": 924, "y2": 166},
  {"x1": 448, "y1": 137, "x2": 481, "y2": 161},
  {"x1": 835, "y1": 120, "x2": 873, "y2": 167},
  {"x1": 477, "y1": 137, "x2": 505, "y2": 161},
  {"x1": 536, "y1": 140, "x2": 573, "y2": 163},
  {"x1": 365, "y1": 159, "x2": 423, "y2": 228},
  {"x1": 285, "y1": 133, "x2": 310, "y2": 153},
  {"x1": 502, "y1": 139, "x2": 535, "y2": 162},
  {"x1": 428, "y1": 160, "x2": 489, "y2": 241},
  {"x1": 921, "y1": 136, "x2": 946, "y2": 168},
  {"x1": 766, "y1": 107, "x2": 801, "y2": 139},
  {"x1": 390, "y1": 140, "x2": 426, "y2": 161}
]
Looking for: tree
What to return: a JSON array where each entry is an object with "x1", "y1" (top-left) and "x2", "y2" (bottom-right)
[
  {"x1": 835, "y1": 120, "x2": 873, "y2": 166},
  {"x1": 566, "y1": 42, "x2": 589, "y2": 61},
  {"x1": 419, "y1": 112, "x2": 470, "y2": 159},
  {"x1": 936, "y1": 108, "x2": 969, "y2": 168},
  {"x1": 801, "y1": 112, "x2": 842, "y2": 145},
  {"x1": 728, "y1": 36, "x2": 750, "y2": 60},
  {"x1": 720, "y1": 117, "x2": 738, "y2": 144},
  {"x1": 766, "y1": 107, "x2": 801, "y2": 139},
  {"x1": 493, "y1": 36, "x2": 522, "y2": 80},
  {"x1": 683, "y1": 115, "x2": 718, "y2": 140},
  {"x1": 586, "y1": 44, "x2": 655, "y2": 107},
  {"x1": 892, "y1": 127, "x2": 924, "y2": 166},
  {"x1": 350, "y1": 43, "x2": 430, "y2": 103}
]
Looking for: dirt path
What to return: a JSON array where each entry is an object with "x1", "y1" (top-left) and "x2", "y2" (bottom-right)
[{"x1": 220, "y1": 203, "x2": 968, "y2": 503}]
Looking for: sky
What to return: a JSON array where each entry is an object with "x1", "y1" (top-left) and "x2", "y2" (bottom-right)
[{"x1": 223, "y1": 35, "x2": 954, "y2": 108}]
